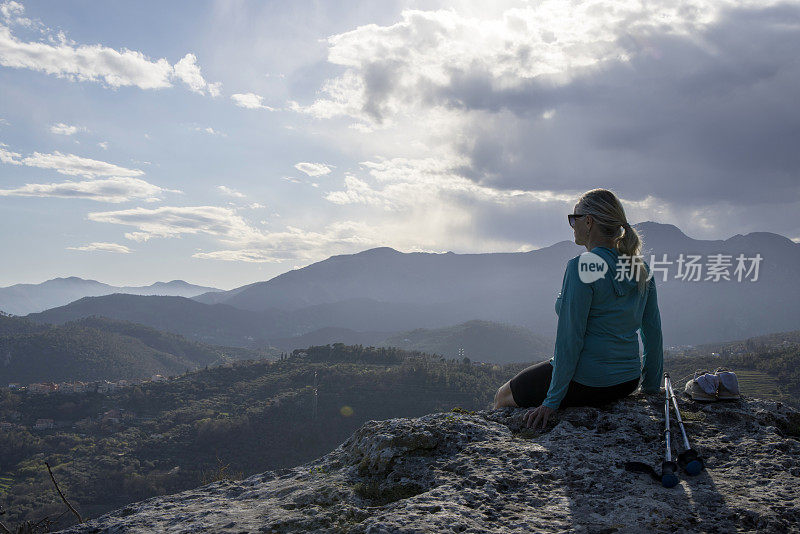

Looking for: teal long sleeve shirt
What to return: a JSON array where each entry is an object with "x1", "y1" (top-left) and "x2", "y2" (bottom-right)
[{"x1": 542, "y1": 246, "x2": 664, "y2": 410}]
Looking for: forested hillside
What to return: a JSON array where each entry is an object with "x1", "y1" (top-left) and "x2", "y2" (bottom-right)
[
  {"x1": 0, "y1": 315, "x2": 274, "y2": 384},
  {"x1": 0, "y1": 345, "x2": 515, "y2": 530}
]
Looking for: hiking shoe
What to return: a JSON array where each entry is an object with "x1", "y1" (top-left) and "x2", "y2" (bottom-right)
[
  {"x1": 685, "y1": 370, "x2": 719, "y2": 402},
  {"x1": 714, "y1": 367, "x2": 741, "y2": 400}
]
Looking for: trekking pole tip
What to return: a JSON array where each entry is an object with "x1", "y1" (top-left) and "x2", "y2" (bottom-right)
[
  {"x1": 685, "y1": 460, "x2": 703, "y2": 476},
  {"x1": 660, "y1": 460, "x2": 680, "y2": 488},
  {"x1": 678, "y1": 448, "x2": 706, "y2": 476},
  {"x1": 662, "y1": 473, "x2": 679, "y2": 488}
]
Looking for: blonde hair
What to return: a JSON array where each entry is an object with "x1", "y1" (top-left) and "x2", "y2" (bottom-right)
[{"x1": 576, "y1": 188, "x2": 649, "y2": 295}]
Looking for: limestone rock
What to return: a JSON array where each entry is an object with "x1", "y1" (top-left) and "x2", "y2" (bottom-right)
[{"x1": 57, "y1": 393, "x2": 800, "y2": 533}]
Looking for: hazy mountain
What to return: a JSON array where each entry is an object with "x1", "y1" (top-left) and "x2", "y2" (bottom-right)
[
  {"x1": 28, "y1": 295, "x2": 473, "y2": 349},
  {"x1": 0, "y1": 315, "x2": 269, "y2": 384},
  {"x1": 379, "y1": 320, "x2": 554, "y2": 363},
  {"x1": 192, "y1": 221, "x2": 800, "y2": 346},
  {"x1": 269, "y1": 320, "x2": 554, "y2": 364},
  {"x1": 27, "y1": 294, "x2": 282, "y2": 348},
  {"x1": 0, "y1": 277, "x2": 222, "y2": 316},
  {"x1": 269, "y1": 326, "x2": 395, "y2": 352},
  {"x1": 193, "y1": 242, "x2": 576, "y2": 313},
  {"x1": 26, "y1": 221, "x2": 800, "y2": 348}
]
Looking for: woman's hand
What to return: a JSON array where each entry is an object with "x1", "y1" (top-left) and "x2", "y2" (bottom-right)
[{"x1": 523, "y1": 405, "x2": 555, "y2": 430}]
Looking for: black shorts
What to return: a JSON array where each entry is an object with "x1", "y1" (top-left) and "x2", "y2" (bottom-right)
[{"x1": 509, "y1": 360, "x2": 640, "y2": 408}]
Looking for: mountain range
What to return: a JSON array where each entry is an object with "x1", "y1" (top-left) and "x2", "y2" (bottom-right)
[
  {"x1": 19, "y1": 221, "x2": 800, "y2": 350},
  {"x1": 0, "y1": 278, "x2": 221, "y2": 316}
]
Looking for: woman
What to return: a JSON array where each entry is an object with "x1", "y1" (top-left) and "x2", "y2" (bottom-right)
[{"x1": 493, "y1": 188, "x2": 664, "y2": 431}]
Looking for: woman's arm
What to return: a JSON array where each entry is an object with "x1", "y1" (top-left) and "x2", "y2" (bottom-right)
[
  {"x1": 542, "y1": 258, "x2": 593, "y2": 410},
  {"x1": 640, "y1": 276, "x2": 664, "y2": 393}
]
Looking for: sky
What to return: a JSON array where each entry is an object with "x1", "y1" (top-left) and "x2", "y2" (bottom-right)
[{"x1": 1, "y1": 0, "x2": 799, "y2": 290}]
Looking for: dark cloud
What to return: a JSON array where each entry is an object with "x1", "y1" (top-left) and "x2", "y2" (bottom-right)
[{"x1": 439, "y1": 4, "x2": 800, "y2": 206}]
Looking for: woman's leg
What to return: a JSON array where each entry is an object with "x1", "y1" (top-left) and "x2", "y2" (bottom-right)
[
  {"x1": 560, "y1": 377, "x2": 641, "y2": 408},
  {"x1": 503, "y1": 360, "x2": 554, "y2": 408},
  {"x1": 494, "y1": 380, "x2": 517, "y2": 409},
  {"x1": 496, "y1": 361, "x2": 640, "y2": 410}
]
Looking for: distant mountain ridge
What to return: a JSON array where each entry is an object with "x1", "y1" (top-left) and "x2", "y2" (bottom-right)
[
  {"x1": 192, "y1": 241, "x2": 576, "y2": 311},
  {"x1": 194, "y1": 220, "x2": 797, "y2": 312},
  {"x1": 0, "y1": 277, "x2": 222, "y2": 315},
  {"x1": 192, "y1": 220, "x2": 800, "y2": 346},
  {"x1": 25, "y1": 221, "x2": 800, "y2": 348}
]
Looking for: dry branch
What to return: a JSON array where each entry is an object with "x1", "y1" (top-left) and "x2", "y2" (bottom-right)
[{"x1": 44, "y1": 462, "x2": 83, "y2": 524}]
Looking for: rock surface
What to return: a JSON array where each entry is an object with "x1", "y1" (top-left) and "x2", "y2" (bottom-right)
[{"x1": 57, "y1": 393, "x2": 800, "y2": 533}]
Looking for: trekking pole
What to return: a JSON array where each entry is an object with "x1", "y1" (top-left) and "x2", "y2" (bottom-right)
[
  {"x1": 661, "y1": 376, "x2": 679, "y2": 488},
  {"x1": 621, "y1": 378, "x2": 680, "y2": 486},
  {"x1": 665, "y1": 373, "x2": 705, "y2": 476}
]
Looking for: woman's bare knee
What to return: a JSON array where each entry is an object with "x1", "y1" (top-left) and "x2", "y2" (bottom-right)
[{"x1": 494, "y1": 381, "x2": 517, "y2": 408}]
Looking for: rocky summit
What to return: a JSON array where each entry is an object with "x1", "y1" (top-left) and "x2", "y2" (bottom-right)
[{"x1": 57, "y1": 393, "x2": 800, "y2": 534}]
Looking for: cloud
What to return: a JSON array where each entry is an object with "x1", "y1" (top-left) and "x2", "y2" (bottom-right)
[
  {"x1": 173, "y1": 53, "x2": 222, "y2": 96},
  {"x1": 67, "y1": 242, "x2": 131, "y2": 254},
  {"x1": 194, "y1": 126, "x2": 224, "y2": 136},
  {"x1": 0, "y1": 24, "x2": 172, "y2": 89},
  {"x1": 445, "y1": 5, "x2": 800, "y2": 206},
  {"x1": 189, "y1": 204, "x2": 557, "y2": 264},
  {"x1": 231, "y1": 92, "x2": 274, "y2": 110},
  {"x1": 82, "y1": 197, "x2": 491, "y2": 265},
  {"x1": 97, "y1": 141, "x2": 108, "y2": 150},
  {"x1": 325, "y1": 156, "x2": 574, "y2": 211},
  {"x1": 325, "y1": 174, "x2": 392, "y2": 208},
  {"x1": 300, "y1": 4, "x2": 756, "y2": 124},
  {"x1": 0, "y1": 142, "x2": 19, "y2": 163},
  {"x1": 217, "y1": 185, "x2": 245, "y2": 198},
  {"x1": 191, "y1": 220, "x2": 381, "y2": 263},
  {"x1": 0, "y1": 7, "x2": 220, "y2": 94},
  {"x1": 50, "y1": 122, "x2": 85, "y2": 135},
  {"x1": 191, "y1": 249, "x2": 283, "y2": 263},
  {"x1": 87, "y1": 205, "x2": 262, "y2": 242},
  {"x1": 20, "y1": 150, "x2": 143, "y2": 177},
  {"x1": 294, "y1": 162, "x2": 332, "y2": 177},
  {"x1": 0, "y1": 2, "x2": 23, "y2": 19},
  {"x1": 86, "y1": 204, "x2": 392, "y2": 264},
  {"x1": 286, "y1": 0, "x2": 800, "y2": 247},
  {"x1": 0, "y1": 177, "x2": 175, "y2": 202},
  {"x1": 1, "y1": 143, "x2": 143, "y2": 177}
]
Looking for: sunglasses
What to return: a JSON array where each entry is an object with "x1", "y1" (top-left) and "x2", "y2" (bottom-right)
[{"x1": 568, "y1": 213, "x2": 587, "y2": 228}]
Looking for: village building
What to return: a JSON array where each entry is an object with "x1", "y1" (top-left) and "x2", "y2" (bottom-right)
[
  {"x1": 57, "y1": 382, "x2": 75, "y2": 393},
  {"x1": 100, "y1": 409, "x2": 123, "y2": 425},
  {"x1": 34, "y1": 418, "x2": 54, "y2": 430},
  {"x1": 29, "y1": 382, "x2": 58, "y2": 394}
]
